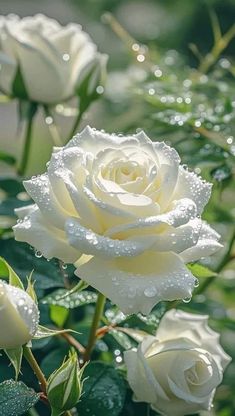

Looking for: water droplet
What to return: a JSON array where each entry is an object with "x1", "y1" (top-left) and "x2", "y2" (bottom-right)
[
  {"x1": 96, "y1": 85, "x2": 104, "y2": 94},
  {"x1": 144, "y1": 286, "x2": 157, "y2": 298},
  {"x1": 194, "y1": 278, "x2": 199, "y2": 288},
  {"x1": 183, "y1": 296, "x2": 192, "y2": 303},
  {"x1": 137, "y1": 54, "x2": 145, "y2": 63},
  {"x1": 35, "y1": 250, "x2": 42, "y2": 258},
  {"x1": 45, "y1": 116, "x2": 53, "y2": 125},
  {"x1": 62, "y1": 53, "x2": 70, "y2": 61},
  {"x1": 132, "y1": 43, "x2": 140, "y2": 51}
]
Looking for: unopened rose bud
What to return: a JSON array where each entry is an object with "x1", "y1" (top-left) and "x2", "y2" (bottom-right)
[
  {"x1": 0, "y1": 280, "x2": 39, "y2": 349},
  {"x1": 47, "y1": 351, "x2": 85, "y2": 415}
]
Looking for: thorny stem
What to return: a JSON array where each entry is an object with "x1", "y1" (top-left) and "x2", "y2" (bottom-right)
[
  {"x1": 83, "y1": 292, "x2": 106, "y2": 363},
  {"x1": 23, "y1": 346, "x2": 47, "y2": 395}
]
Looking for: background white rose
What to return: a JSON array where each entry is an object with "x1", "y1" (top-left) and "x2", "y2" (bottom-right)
[
  {"x1": 124, "y1": 309, "x2": 231, "y2": 416},
  {"x1": 13, "y1": 126, "x2": 222, "y2": 314},
  {"x1": 0, "y1": 280, "x2": 39, "y2": 349},
  {"x1": 0, "y1": 14, "x2": 104, "y2": 104}
]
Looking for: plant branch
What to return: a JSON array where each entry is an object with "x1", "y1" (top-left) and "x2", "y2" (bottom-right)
[
  {"x1": 83, "y1": 292, "x2": 106, "y2": 363},
  {"x1": 61, "y1": 332, "x2": 85, "y2": 355}
]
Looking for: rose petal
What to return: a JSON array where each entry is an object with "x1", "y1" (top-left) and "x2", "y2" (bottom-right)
[
  {"x1": 180, "y1": 221, "x2": 222, "y2": 262},
  {"x1": 75, "y1": 251, "x2": 195, "y2": 315},
  {"x1": 23, "y1": 174, "x2": 69, "y2": 230},
  {"x1": 13, "y1": 206, "x2": 80, "y2": 263},
  {"x1": 156, "y1": 309, "x2": 231, "y2": 370},
  {"x1": 173, "y1": 166, "x2": 212, "y2": 215}
]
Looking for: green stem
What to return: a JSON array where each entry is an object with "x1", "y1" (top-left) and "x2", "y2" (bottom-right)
[
  {"x1": 44, "y1": 106, "x2": 63, "y2": 146},
  {"x1": 65, "y1": 110, "x2": 84, "y2": 144},
  {"x1": 64, "y1": 411, "x2": 73, "y2": 416},
  {"x1": 23, "y1": 346, "x2": 47, "y2": 395},
  {"x1": 196, "y1": 228, "x2": 235, "y2": 295},
  {"x1": 83, "y1": 293, "x2": 106, "y2": 363},
  {"x1": 17, "y1": 103, "x2": 37, "y2": 177}
]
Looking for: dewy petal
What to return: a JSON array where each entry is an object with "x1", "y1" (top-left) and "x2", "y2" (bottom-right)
[
  {"x1": 0, "y1": 281, "x2": 31, "y2": 349},
  {"x1": 180, "y1": 221, "x2": 222, "y2": 263},
  {"x1": 23, "y1": 174, "x2": 70, "y2": 230},
  {"x1": 65, "y1": 126, "x2": 143, "y2": 156},
  {"x1": 66, "y1": 218, "x2": 201, "y2": 258},
  {"x1": 75, "y1": 251, "x2": 195, "y2": 315},
  {"x1": 155, "y1": 309, "x2": 231, "y2": 371},
  {"x1": 13, "y1": 207, "x2": 80, "y2": 263},
  {"x1": 47, "y1": 147, "x2": 86, "y2": 216},
  {"x1": 151, "y1": 141, "x2": 181, "y2": 211},
  {"x1": 104, "y1": 198, "x2": 197, "y2": 238},
  {"x1": 65, "y1": 217, "x2": 154, "y2": 258},
  {"x1": 173, "y1": 166, "x2": 212, "y2": 215}
]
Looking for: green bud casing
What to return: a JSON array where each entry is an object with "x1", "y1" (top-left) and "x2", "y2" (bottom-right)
[{"x1": 47, "y1": 351, "x2": 85, "y2": 415}]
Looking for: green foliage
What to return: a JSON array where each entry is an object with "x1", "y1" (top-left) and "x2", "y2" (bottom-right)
[
  {"x1": 4, "y1": 348, "x2": 23, "y2": 380},
  {"x1": 0, "y1": 380, "x2": 39, "y2": 416},
  {"x1": 77, "y1": 362, "x2": 126, "y2": 416}
]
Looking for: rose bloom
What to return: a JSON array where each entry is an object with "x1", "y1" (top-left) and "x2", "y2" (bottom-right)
[
  {"x1": 0, "y1": 280, "x2": 39, "y2": 349},
  {"x1": 14, "y1": 127, "x2": 221, "y2": 314},
  {"x1": 124, "y1": 309, "x2": 231, "y2": 416},
  {"x1": 0, "y1": 14, "x2": 106, "y2": 104}
]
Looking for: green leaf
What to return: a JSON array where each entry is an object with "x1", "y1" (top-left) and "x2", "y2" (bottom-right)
[
  {"x1": 0, "y1": 380, "x2": 39, "y2": 416},
  {"x1": 42, "y1": 289, "x2": 98, "y2": 308},
  {"x1": 0, "y1": 239, "x2": 67, "y2": 291},
  {"x1": 187, "y1": 263, "x2": 217, "y2": 278},
  {"x1": 33, "y1": 325, "x2": 72, "y2": 339},
  {"x1": 0, "y1": 257, "x2": 24, "y2": 289},
  {"x1": 12, "y1": 66, "x2": 28, "y2": 100},
  {"x1": 77, "y1": 361, "x2": 126, "y2": 416},
  {"x1": 0, "y1": 151, "x2": 15, "y2": 166},
  {"x1": 108, "y1": 329, "x2": 134, "y2": 350},
  {"x1": 26, "y1": 272, "x2": 38, "y2": 303},
  {"x1": 4, "y1": 347, "x2": 23, "y2": 380},
  {"x1": 50, "y1": 305, "x2": 69, "y2": 327}
]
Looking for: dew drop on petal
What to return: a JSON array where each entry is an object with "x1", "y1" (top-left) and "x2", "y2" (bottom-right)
[{"x1": 144, "y1": 286, "x2": 157, "y2": 298}]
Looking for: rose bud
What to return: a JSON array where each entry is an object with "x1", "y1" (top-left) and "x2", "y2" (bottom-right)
[
  {"x1": 47, "y1": 351, "x2": 85, "y2": 415},
  {"x1": 0, "y1": 14, "x2": 106, "y2": 104},
  {"x1": 0, "y1": 280, "x2": 39, "y2": 349}
]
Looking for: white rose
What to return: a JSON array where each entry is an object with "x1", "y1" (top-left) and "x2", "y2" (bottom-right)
[
  {"x1": 13, "y1": 126, "x2": 222, "y2": 314},
  {"x1": 0, "y1": 14, "x2": 105, "y2": 104},
  {"x1": 124, "y1": 309, "x2": 231, "y2": 416},
  {"x1": 0, "y1": 280, "x2": 39, "y2": 349}
]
